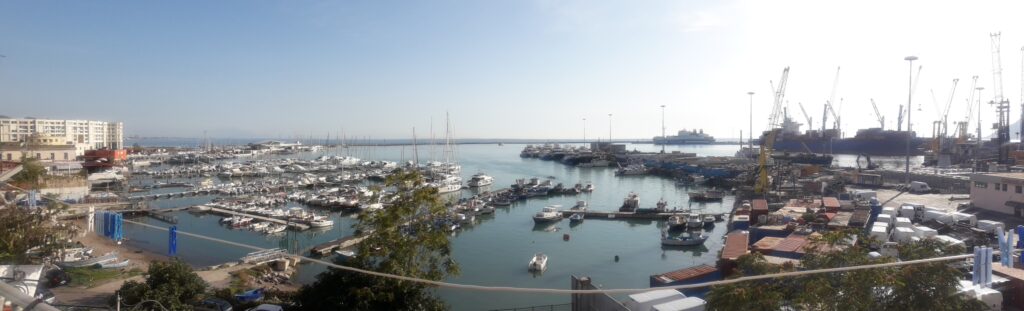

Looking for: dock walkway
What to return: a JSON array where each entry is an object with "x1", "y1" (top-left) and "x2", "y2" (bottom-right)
[
  {"x1": 310, "y1": 235, "x2": 368, "y2": 256},
  {"x1": 207, "y1": 207, "x2": 310, "y2": 231}
]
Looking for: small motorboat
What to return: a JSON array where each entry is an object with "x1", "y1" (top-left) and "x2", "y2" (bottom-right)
[
  {"x1": 571, "y1": 200, "x2": 588, "y2": 211},
  {"x1": 661, "y1": 231, "x2": 708, "y2": 246},
  {"x1": 309, "y1": 219, "x2": 334, "y2": 228},
  {"x1": 667, "y1": 214, "x2": 688, "y2": 230},
  {"x1": 96, "y1": 259, "x2": 130, "y2": 269},
  {"x1": 569, "y1": 213, "x2": 584, "y2": 224},
  {"x1": 687, "y1": 214, "x2": 703, "y2": 229},
  {"x1": 532, "y1": 205, "x2": 563, "y2": 224},
  {"x1": 334, "y1": 249, "x2": 356, "y2": 260},
  {"x1": 703, "y1": 215, "x2": 716, "y2": 226},
  {"x1": 528, "y1": 253, "x2": 548, "y2": 272}
]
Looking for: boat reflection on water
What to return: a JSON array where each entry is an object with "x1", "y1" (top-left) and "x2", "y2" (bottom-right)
[{"x1": 532, "y1": 222, "x2": 561, "y2": 232}]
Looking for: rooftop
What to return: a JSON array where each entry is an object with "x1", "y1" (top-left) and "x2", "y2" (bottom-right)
[
  {"x1": 975, "y1": 172, "x2": 1024, "y2": 180},
  {"x1": 651, "y1": 264, "x2": 717, "y2": 284}
]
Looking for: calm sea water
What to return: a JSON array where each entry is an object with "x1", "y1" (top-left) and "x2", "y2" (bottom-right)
[{"x1": 119, "y1": 143, "x2": 922, "y2": 310}]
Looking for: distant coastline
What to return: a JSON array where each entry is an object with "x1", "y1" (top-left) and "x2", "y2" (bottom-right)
[{"x1": 127, "y1": 136, "x2": 745, "y2": 148}]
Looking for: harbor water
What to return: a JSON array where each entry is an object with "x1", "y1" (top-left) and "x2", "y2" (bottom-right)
[{"x1": 117, "y1": 142, "x2": 922, "y2": 310}]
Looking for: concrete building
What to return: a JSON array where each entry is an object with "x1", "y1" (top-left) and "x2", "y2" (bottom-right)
[
  {"x1": 970, "y1": 173, "x2": 1024, "y2": 217},
  {"x1": 0, "y1": 117, "x2": 123, "y2": 155}
]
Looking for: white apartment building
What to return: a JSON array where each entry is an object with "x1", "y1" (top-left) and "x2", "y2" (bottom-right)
[
  {"x1": 0, "y1": 118, "x2": 123, "y2": 155},
  {"x1": 970, "y1": 173, "x2": 1024, "y2": 217}
]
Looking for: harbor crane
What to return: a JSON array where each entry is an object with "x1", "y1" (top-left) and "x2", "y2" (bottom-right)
[
  {"x1": 822, "y1": 67, "x2": 841, "y2": 133},
  {"x1": 756, "y1": 67, "x2": 789, "y2": 195},
  {"x1": 990, "y1": 32, "x2": 1011, "y2": 163},
  {"x1": 929, "y1": 79, "x2": 959, "y2": 154},
  {"x1": 797, "y1": 102, "x2": 813, "y2": 130},
  {"x1": 870, "y1": 99, "x2": 884, "y2": 129},
  {"x1": 955, "y1": 76, "x2": 979, "y2": 143}
]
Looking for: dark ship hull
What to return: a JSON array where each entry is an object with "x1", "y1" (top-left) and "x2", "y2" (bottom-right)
[{"x1": 764, "y1": 128, "x2": 928, "y2": 156}]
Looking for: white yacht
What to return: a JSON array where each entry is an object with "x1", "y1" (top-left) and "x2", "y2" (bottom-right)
[
  {"x1": 528, "y1": 253, "x2": 548, "y2": 272},
  {"x1": 433, "y1": 176, "x2": 463, "y2": 194},
  {"x1": 686, "y1": 214, "x2": 703, "y2": 229},
  {"x1": 532, "y1": 205, "x2": 563, "y2": 224},
  {"x1": 309, "y1": 218, "x2": 334, "y2": 228},
  {"x1": 570, "y1": 200, "x2": 587, "y2": 211},
  {"x1": 467, "y1": 173, "x2": 494, "y2": 187}
]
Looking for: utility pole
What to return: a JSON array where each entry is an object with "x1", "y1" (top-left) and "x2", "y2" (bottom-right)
[
  {"x1": 978, "y1": 87, "x2": 985, "y2": 149},
  {"x1": 582, "y1": 117, "x2": 586, "y2": 147},
  {"x1": 748, "y1": 91, "x2": 755, "y2": 150},
  {"x1": 660, "y1": 105, "x2": 666, "y2": 153},
  {"x1": 904, "y1": 55, "x2": 918, "y2": 185}
]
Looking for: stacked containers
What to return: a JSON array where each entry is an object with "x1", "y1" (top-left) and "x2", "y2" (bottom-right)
[
  {"x1": 894, "y1": 227, "x2": 915, "y2": 243},
  {"x1": 895, "y1": 217, "x2": 912, "y2": 228}
]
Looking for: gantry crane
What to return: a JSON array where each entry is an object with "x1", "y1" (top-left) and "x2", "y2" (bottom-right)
[{"x1": 756, "y1": 67, "x2": 790, "y2": 195}]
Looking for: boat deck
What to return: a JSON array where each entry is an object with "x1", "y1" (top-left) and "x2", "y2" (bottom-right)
[{"x1": 207, "y1": 207, "x2": 310, "y2": 231}]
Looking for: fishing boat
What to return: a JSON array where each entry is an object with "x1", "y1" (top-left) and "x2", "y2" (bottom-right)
[
  {"x1": 686, "y1": 214, "x2": 703, "y2": 229},
  {"x1": 582, "y1": 182, "x2": 595, "y2": 192},
  {"x1": 661, "y1": 231, "x2": 708, "y2": 246},
  {"x1": 467, "y1": 173, "x2": 495, "y2": 187},
  {"x1": 532, "y1": 205, "x2": 563, "y2": 224},
  {"x1": 220, "y1": 217, "x2": 234, "y2": 224},
  {"x1": 96, "y1": 259, "x2": 130, "y2": 269},
  {"x1": 619, "y1": 192, "x2": 639, "y2": 212},
  {"x1": 703, "y1": 215, "x2": 716, "y2": 226},
  {"x1": 528, "y1": 253, "x2": 548, "y2": 272},
  {"x1": 667, "y1": 214, "x2": 688, "y2": 230},
  {"x1": 569, "y1": 213, "x2": 584, "y2": 224},
  {"x1": 570, "y1": 200, "x2": 588, "y2": 211}
]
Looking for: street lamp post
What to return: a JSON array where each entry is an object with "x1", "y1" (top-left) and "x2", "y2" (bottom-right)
[
  {"x1": 660, "y1": 105, "x2": 666, "y2": 153},
  {"x1": 747, "y1": 92, "x2": 755, "y2": 150},
  {"x1": 904, "y1": 55, "x2": 918, "y2": 185}
]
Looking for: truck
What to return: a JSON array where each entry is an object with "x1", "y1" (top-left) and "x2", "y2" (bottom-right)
[{"x1": 907, "y1": 181, "x2": 932, "y2": 194}]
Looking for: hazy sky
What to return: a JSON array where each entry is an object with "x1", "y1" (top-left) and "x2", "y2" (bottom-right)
[{"x1": 3, "y1": 0, "x2": 1024, "y2": 140}]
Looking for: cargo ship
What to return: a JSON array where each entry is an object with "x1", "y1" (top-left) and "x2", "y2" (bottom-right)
[
  {"x1": 653, "y1": 129, "x2": 715, "y2": 144},
  {"x1": 759, "y1": 115, "x2": 928, "y2": 156}
]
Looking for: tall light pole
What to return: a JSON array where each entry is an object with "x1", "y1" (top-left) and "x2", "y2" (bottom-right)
[
  {"x1": 747, "y1": 91, "x2": 755, "y2": 150},
  {"x1": 977, "y1": 87, "x2": 985, "y2": 149},
  {"x1": 660, "y1": 105, "x2": 666, "y2": 153},
  {"x1": 608, "y1": 113, "x2": 613, "y2": 143},
  {"x1": 904, "y1": 55, "x2": 918, "y2": 185},
  {"x1": 582, "y1": 118, "x2": 587, "y2": 147}
]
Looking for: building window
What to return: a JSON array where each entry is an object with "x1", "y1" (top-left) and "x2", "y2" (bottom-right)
[
  {"x1": 49, "y1": 152, "x2": 54, "y2": 160},
  {"x1": 1016, "y1": 185, "x2": 1022, "y2": 194},
  {"x1": 1004, "y1": 184, "x2": 1009, "y2": 192},
  {"x1": 35, "y1": 153, "x2": 40, "y2": 159},
  {"x1": 975, "y1": 181, "x2": 988, "y2": 189},
  {"x1": 63, "y1": 153, "x2": 68, "y2": 160}
]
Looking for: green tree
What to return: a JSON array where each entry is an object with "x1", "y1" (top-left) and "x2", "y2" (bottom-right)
[
  {"x1": 10, "y1": 157, "x2": 47, "y2": 189},
  {"x1": 295, "y1": 169, "x2": 459, "y2": 310},
  {"x1": 115, "y1": 260, "x2": 208, "y2": 311},
  {"x1": 707, "y1": 231, "x2": 983, "y2": 311},
  {"x1": 0, "y1": 200, "x2": 75, "y2": 264}
]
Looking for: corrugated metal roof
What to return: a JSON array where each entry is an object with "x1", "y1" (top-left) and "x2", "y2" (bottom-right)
[
  {"x1": 773, "y1": 234, "x2": 809, "y2": 253},
  {"x1": 822, "y1": 197, "x2": 840, "y2": 208},
  {"x1": 720, "y1": 230, "x2": 749, "y2": 260},
  {"x1": 752, "y1": 199, "x2": 769, "y2": 211},
  {"x1": 652, "y1": 264, "x2": 717, "y2": 283},
  {"x1": 751, "y1": 237, "x2": 784, "y2": 252}
]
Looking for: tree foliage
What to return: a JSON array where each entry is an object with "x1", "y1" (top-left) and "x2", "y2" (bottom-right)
[
  {"x1": 295, "y1": 169, "x2": 459, "y2": 311},
  {"x1": 115, "y1": 260, "x2": 208, "y2": 311},
  {"x1": 0, "y1": 200, "x2": 75, "y2": 264},
  {"x1": 10, "y1": 157, "x2": 47, "y2": 189},
  {"x1": 707, "y1": 230, "x2": 984, "y2": 311}
]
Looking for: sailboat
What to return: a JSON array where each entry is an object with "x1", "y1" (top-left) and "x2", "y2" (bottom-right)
[{"x1": 432, "y1": 113, "x2": 463, "y2": 194}]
